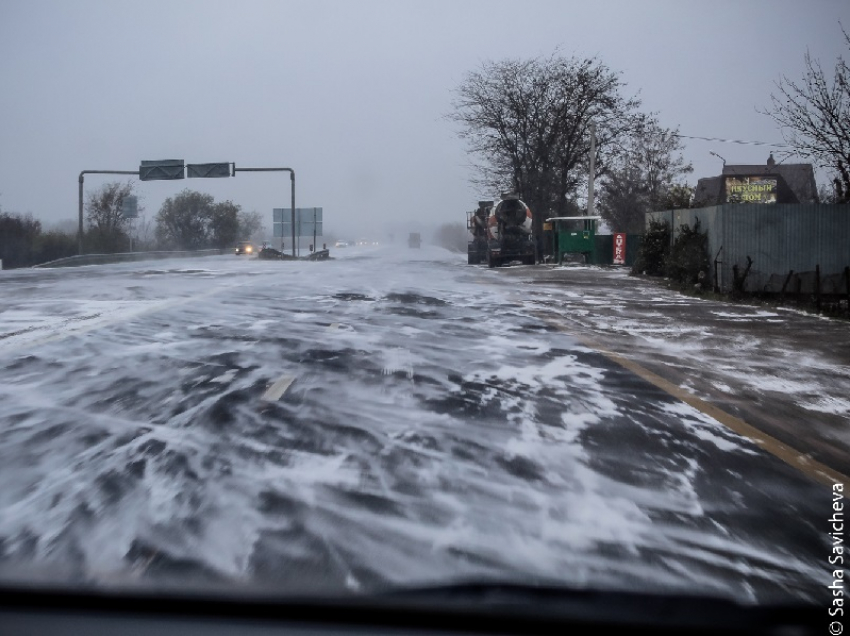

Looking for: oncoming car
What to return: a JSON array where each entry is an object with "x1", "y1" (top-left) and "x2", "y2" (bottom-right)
[{"x1": 235, "y1": 241, "x2": 254, "y2": 255}]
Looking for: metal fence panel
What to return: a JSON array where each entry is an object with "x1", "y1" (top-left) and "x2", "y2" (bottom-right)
[{"x1": 648, "y1": 204, "x2": 850, "y2": 292}]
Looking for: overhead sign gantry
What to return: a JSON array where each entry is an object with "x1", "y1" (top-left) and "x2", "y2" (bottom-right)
[{"x1": 77, "y1": 160, "x2": 296, "y2": 257}]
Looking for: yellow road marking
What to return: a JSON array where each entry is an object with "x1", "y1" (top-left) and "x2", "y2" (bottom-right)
[{"x1": 539, "y1": 312, "x2": 847, "y2": 488}]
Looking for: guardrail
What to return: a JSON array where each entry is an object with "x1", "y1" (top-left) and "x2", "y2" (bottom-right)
[{"x1": 31, "y1": 249, "x2": 228, "y2": 269}]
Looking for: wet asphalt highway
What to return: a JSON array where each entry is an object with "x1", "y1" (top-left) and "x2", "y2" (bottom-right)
[{"x1": 0, "y1": 245, "x2": 837, "y2": 604}]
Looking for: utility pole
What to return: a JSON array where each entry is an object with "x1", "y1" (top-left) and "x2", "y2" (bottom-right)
[{"x1": 587, "y1": 121, "x2": 596, "y2": 217}]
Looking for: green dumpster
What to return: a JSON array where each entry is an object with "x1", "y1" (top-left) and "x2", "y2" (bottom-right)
[{"x1": 548, "y1": 216, "x2": 601, "y2": 264}]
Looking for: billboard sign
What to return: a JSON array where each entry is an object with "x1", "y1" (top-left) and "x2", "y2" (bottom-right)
[
  {"x1": 613, "y1": 232, "x2": 626, "y2": 265},
  {"x1": 725, "y1": 176, "x2": 778, "y2": 204}
]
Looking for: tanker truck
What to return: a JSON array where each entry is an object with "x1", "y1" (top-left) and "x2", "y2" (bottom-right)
[
  {"x1": 466, "y1": 200, "x2": 492, "y2": 265},
  {"x1": 467, "y1": 195, "x2": 535, "y2": 267}
]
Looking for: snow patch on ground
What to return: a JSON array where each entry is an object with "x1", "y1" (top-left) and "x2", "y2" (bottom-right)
[
  {"x1": 0, "y1": 251, "x2": 831, "y2": 604},
  {"x1": 658, "y1": 401, "x2": 759, "y2": 455},
  {"x1": 710, "y1": 310, "x2": 781, "y2": 320},
  {"x1": 798, "y1": 396, "x2": 850, "y2": 415}
]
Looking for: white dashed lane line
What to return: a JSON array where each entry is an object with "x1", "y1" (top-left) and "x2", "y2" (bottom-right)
[
  {"x1": 259, "y1": 323, "x2": 341, "y2": 402},
  {"x1": 261, "y1": 374, "x2": 295, "y2": 402}
]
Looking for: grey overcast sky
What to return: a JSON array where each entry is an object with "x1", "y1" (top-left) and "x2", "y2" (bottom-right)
[{"x1": 1, "y1": 0, "x2": 848, "y2": 240}]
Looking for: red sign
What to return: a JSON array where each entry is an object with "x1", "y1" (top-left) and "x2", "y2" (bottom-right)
[{"x1": 613, "y1": 233, "x2": 626, "y2": 265}]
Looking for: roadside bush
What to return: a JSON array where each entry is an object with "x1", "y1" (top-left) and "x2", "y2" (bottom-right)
[
  {"x1": 85, "y1": 226, "x2": 131, "y2": 254},
  {"x1": 0, "y1": 211, "x2": 41, "y2": 268},
  {"x1": 666, "y1": 217, "x2": 710, "y2": 289},
  {"x1": 35, "y1": 230, "x2": 77, "y2": 264},
  {"x1": 0, "y1": 210, "x2": 78, "y2": 268},
  {"x1": 630, "y1": 218, "x2": 670, "y2": 276}
]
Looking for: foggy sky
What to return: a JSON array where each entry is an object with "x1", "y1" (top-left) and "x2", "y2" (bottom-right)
[{"x1": 1, "y1": 0, "x2": 848, "y2": 241}]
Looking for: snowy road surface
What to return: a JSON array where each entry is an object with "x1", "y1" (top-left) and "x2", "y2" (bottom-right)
[{"x1": 0, "y1": 245, "x2": 837, "y2": 604}]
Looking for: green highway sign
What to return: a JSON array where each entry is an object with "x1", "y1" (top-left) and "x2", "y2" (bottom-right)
[
  {"x1": 187, "y1": 162, "x2": 232, "y2": 178},
  {"x1": 139, "y1": 159, "x2": 185, "y2": 181}
]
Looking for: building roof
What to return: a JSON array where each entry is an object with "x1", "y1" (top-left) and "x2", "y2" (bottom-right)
[
  {"x1": 693, "y1": 155, "x2": 818, "y2": 206},
  {"x1": 693, "y1": 176, "x2": 723, "y2": 207}
]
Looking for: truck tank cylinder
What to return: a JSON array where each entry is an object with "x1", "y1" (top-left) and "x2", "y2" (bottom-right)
[
  {"x1": 495, "y1": 199, "x2": 526, "y2": 226},
  {"x1": 492, "y1": 199, "x2": 532, "y2": 235}
]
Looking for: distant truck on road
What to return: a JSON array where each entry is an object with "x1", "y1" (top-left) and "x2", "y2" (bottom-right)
[{"x1": 408, "y1": 233, "x2": 421, "y2": 249}]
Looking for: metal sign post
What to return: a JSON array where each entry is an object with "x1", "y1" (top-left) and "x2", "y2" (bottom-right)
[
  {"x1": 234, "y1": 167, "x2": 296, "y2": 257},
  {"x1": 121, "y1": 196, "x2": 139, "y2": 253}
]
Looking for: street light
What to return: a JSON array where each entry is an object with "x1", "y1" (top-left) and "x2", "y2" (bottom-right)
[{"x1": 709, "y1": 150, "x2": 727, "y2": 167}]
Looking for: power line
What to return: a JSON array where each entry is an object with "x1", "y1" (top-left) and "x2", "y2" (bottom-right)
[{"x1": 672, "y1": 133, "x2": 791, "y2": 148}]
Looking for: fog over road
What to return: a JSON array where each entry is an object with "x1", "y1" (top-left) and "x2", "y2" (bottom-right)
[{"x1": 0, "y1": 245, "x2": 839, "y2": 603}]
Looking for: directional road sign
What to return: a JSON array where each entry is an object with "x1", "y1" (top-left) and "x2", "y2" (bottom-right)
[
  {"x1": 139, "y1": 159, "x2": 185, "y2": 181},
  {"x1": 187, "y1": 163, "x2": 232, "y2": 178},
  {"x1": 120, "y1": 195, "x2": 138, "y2": 219},
  {"x1": 273, "y1": 207, "x2": 323, "y2": 238}
]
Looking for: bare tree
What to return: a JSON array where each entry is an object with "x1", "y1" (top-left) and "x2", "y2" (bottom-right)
[
  {"x1": 598, "y1": 118, "x2": 693, "y2": 232},
  {"x1": 132, "y1": 215, "x2": 158, "y2": 251},
  {"x1": 658, "y1": 183, "x2": 695, "y2": 210},
  {"x1": 85, "y1": 180, "x2": 140, "y2": 253},
  {"x1": 237, "y1": 210, "x2": 264, "y2": 241},
  {"x1": 208, "y1": 200, "x2": 241, "y2": 249},
  {"x1": 48, "y1": 218, "x2": 79, "y2": 235},
  {"x1": 155, "y1": 190, "x2": 214, "y2": 250},
  {"x1": 598, "y1": 163, "x2": 650, "y2": 233},
  {"x1": 761, "y1": 27, "x2": 850, "y2": 202},
  {"x1": 154, "y1": 191, "x2": 259, "y2": 250},
  {"x1": 448, "y1": 53, "x2": 642, "y2": 252}
]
